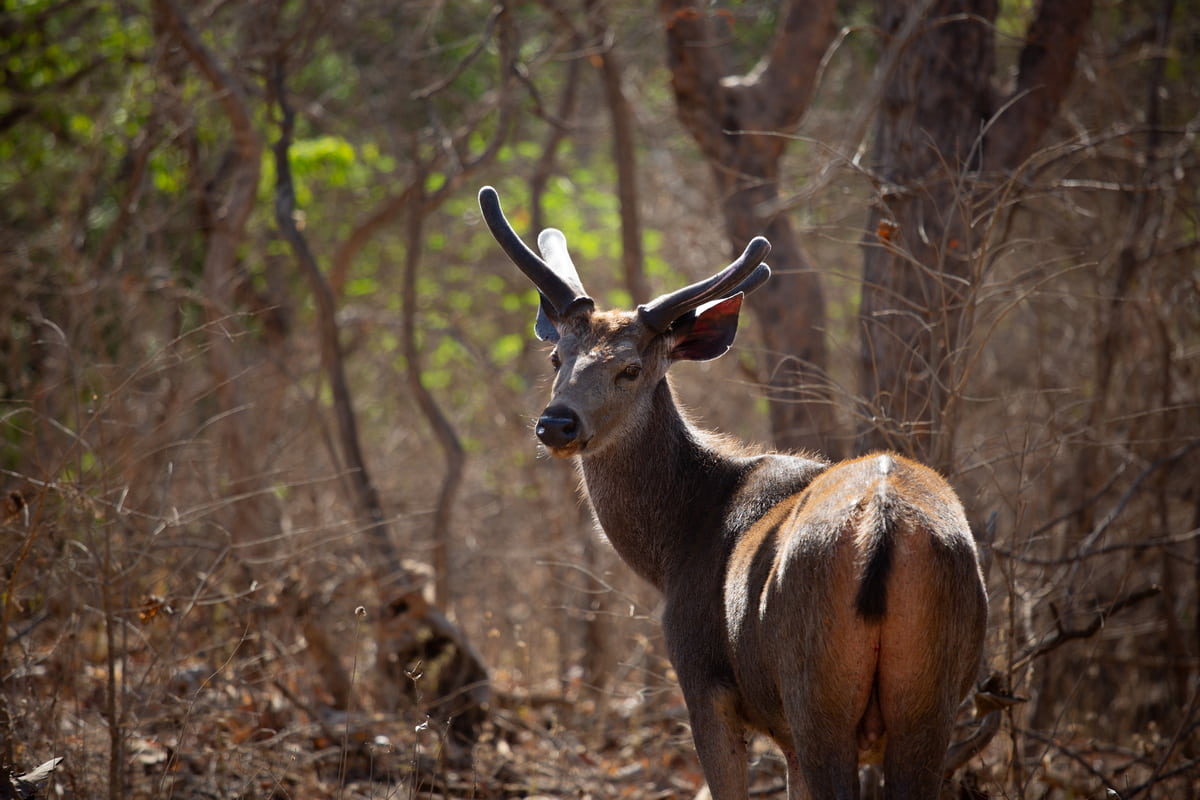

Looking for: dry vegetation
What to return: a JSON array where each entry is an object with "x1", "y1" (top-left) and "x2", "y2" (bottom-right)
[{"x1": 2, "y1": 1, "x2": 1199, "y2": 798}]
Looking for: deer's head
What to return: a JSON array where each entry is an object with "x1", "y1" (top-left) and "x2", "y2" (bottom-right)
[{"x1": 479, "y1": 186, "x2": 771, "y2": 457}]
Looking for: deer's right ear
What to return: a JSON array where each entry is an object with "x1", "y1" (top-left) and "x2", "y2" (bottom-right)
[
  {"x1": 534, "y1": 297, "x2": 561, "y2": 342},
  {"x1": 669, "y1": 294, "x2": 742, "y2": 362}
]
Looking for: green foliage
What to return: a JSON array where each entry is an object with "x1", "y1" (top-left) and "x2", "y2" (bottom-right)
[
  {"x1": 489, "y1": 333, "x2": 523, "y2": 364},
  {"x1": 996, "y1": 0, "x2": 1037, "y2": 38},
  {"x1": 260, "y1": 134, "x2": 367, "y2": 211},
  {"x1": 1, "y1": 1, "x2": 153, "y2": 225},
  {"x1": 291, "y1": 136, "x2": 359, "y2": 188},
  {"x1": 150, "y1": 147, "x2": 189, "y2": 196},
  {"x1": 345, "y1": 275, "x2": 378, "y2": 298}
]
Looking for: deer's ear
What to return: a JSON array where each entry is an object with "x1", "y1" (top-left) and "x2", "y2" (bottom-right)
[
  {"x1": 669, "y1": 294, "x2": 742, "y2": 362},
  {"x1": 534, "y1": 296, "x2": 561, "y2": 342}
]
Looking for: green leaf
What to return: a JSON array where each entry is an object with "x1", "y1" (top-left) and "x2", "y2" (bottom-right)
[{"x1": 490, "y1": 333, "x2": 523, "y2": 365}]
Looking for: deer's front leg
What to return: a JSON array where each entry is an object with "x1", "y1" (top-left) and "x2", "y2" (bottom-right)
[{"x1": 677, "y1": 676, "x2": 749, "y2": 800}]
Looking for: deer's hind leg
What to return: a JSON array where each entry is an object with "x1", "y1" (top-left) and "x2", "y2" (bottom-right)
[
  {"x1": 876, "y1": 608, "x2": 967, "y2": 798},
  {"x1": 879, "y1": 705, "x2": 954, "y2": 800},
  {"x1": 784, "y1": 708, "x2": 861, "y2": 800},
  {"x1": 782, "y1": 637, "x2": 876, "y2": 800}
]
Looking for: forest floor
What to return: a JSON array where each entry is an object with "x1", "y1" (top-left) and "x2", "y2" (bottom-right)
[
  {"x1": 2, "y1": 551, "x2": 1187, "y2": 800},
  {"x1": 10, "y1": 665, "x2": 747, "y2": 799},
  {"x1": 10, "y1": 655, "x2": 1132, "y2": 800}
]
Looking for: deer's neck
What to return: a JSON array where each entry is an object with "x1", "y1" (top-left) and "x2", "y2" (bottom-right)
[{"x1": 576, "y1": 379, "x2": 747, "y2": 592}]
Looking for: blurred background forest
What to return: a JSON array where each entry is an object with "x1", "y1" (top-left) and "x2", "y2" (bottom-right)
[{"x1": 2, "y1": 0, "x2": 1198, "y2": 798}]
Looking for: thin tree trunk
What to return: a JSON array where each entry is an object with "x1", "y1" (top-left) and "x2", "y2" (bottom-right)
[
  {"x1": 270, "y1": 59, "x2": 401, "y2": 575},
  {"x1": 588, "y1": 0, "x2": 646, "y2": 303},
  {"x1": 660, "y1": 0, "x2": 838, "y2": 454},
  {"x1": 304, "y1": 4, "x2": 514, "y2": 604},
  {"x1": 529, "y1": 16, "x2": 581, "y2": 235},
  {"x1": 401, "y1": 190, "x2": 465, "y2": 607},
  {"x1": 520, "y1": 20, "x2": 612, "y2": 697},
  {"x1": 584, "y1": 3, "x2": 646, "y2": 703},
  {"x1": 1072, "y1": 0, "x2": 1170, "y2": 535}
]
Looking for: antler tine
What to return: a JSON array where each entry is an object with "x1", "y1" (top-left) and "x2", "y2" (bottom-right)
[
  {"x1": 478, "y1": 186, "x2": 591, "y2": 316},
  {"x1": 729, "y1": 262, "x2": 771, "y2": 298},
  {"x1": 638, "y1": 236, "x2": 771, "y2": 333}
]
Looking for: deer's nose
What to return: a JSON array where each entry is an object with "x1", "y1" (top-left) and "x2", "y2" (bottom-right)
[{"x1": 536, "y1": 406, "x2": 580, "y2": 449}]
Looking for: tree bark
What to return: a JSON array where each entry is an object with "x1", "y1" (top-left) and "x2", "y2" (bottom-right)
[
  {"x1": 857, "y1": 0, "x2": 1092, "y2": 469},
  {"x1": 588, "y1": 0, "x2": 647, "y2": 303},
  {"x1": 660, "y1": 0, "x2": 838, "y2": 454}
]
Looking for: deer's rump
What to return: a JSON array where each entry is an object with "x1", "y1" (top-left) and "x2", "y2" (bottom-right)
[{"x1": 722, "y1": 453, "x2": 987, "y2": 758}]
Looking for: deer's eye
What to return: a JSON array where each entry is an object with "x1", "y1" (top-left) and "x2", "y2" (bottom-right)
[
  {"x1": 550, "y1": 351, "x2": 562, "y2": 371},
  {"x1": 619, "y1": 363, "x2": 642, "y2": 381}
]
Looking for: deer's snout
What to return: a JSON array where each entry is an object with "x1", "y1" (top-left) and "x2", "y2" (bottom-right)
[{"x1": 536, "y1": 405, "x2": 582, "y2": 452}]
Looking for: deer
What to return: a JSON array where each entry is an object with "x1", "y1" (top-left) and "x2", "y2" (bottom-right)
[{"x1": 478, "y1": 185, "x2": 988, "y2": 800}]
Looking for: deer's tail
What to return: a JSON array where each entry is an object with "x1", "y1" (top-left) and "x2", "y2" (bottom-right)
[{"x1": 854, "y1": 492, "x2": 897, "y2": 621}]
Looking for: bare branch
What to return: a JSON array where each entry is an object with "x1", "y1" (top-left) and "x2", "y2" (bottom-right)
[
  {"x1": 1126, "y1": 682, "x2": 1200, "y2": 799},
  {"x1": 411, "y1": 4, "x2": 503, "y2": 100},
  {"x1": 400, "y1": 192, "x2": 464, "y2": 607},
  {"x1": 1014, "y1": 585, "x2": 1161, "y2": 670},
  {"x1": 1020, "y1": 727, "x2": 1123, "y2": 795},
  {"x1": 153, "y1": 0, "x2": 256, "y2": 176}
]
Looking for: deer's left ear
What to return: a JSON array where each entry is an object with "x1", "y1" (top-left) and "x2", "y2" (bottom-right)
[
  {"x1": 669, "y1": 294, "x2": 742, "y2": 362},
  {"x1": 534, "y1": 296, "x2": 561, "y2": 342}
]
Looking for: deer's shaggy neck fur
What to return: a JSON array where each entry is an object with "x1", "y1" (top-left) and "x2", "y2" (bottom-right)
[{"x1": 577, "y1": 377, "x2": 827, "y2": 591}]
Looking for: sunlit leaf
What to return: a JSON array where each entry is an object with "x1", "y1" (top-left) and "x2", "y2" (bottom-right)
[{"x1": 490, "y1": 333, "x2": 523, "y2": 364}]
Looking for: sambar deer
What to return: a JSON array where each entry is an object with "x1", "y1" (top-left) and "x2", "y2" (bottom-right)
[{"x1": 479, "y1": 186, "x2": 988, "y2": 800}]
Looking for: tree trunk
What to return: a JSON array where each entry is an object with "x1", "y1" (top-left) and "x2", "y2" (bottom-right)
[
  {"x1": 660, "y1": 0, "x2": 838, "y2": 454},
  {"x1": 588, "y1": 0, "x2": 647, "y2": 304},
  {"x1": 857, "y1": 0, "x2": 1092, "y2": 469},
  {"x1": 855, "y1": 0, "x2": 996, "y2": 468}
]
